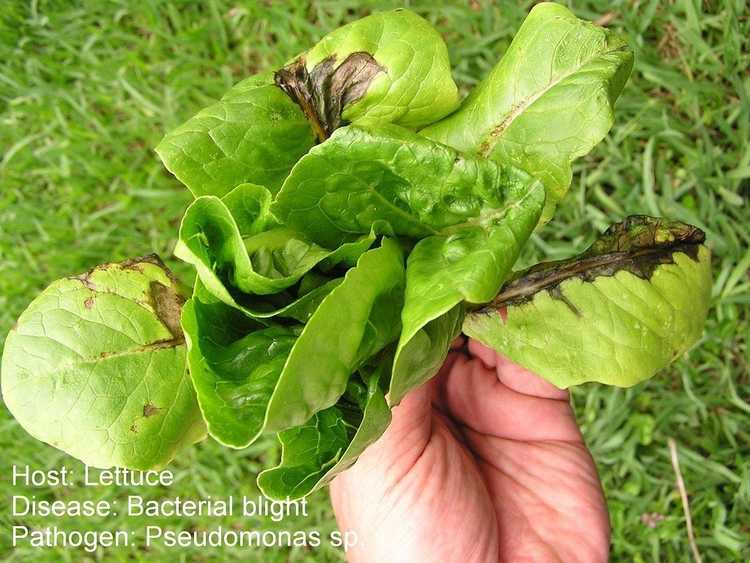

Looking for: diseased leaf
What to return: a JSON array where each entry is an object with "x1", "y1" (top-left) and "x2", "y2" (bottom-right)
[
  {"x1": 278, "y1": 9, "x2": 459, "y2": 135},
  {"x1": 389, "y1": 181, "x2": 545, "y2": 404},
  {"x1": 156, "y1": 72, "x2": 316, "y2": 198},
  {"x1": 157, "y1": 10, "x2": 458, "y2": 198},
  {"x1": 463, "y1": 216, "x2": 713, "y2": 388},
  {"x1": 0, "y1": 256, "x2": 205, "y2": 469},
  {"x1": 176, "y1": 183, "x2": 376, "y2": 304},
  {"x1": 258, "y1": 360, "x2": 391, "y2": 500},
  {"x1": 276, "y1": 52, "x2": 385, "y2": 142},
  {"x1": 273, "y1": 123, "x2": 539, "y2": 249},
  {"x1": 421, "y1": 2, "x2": 634, "y2": 220},
  {"x1": 182, "y1": 281, "x2": 296, "y2": 448},
  {"x1": 265, "y1": 238, "x2": 404, "y2": 431}
]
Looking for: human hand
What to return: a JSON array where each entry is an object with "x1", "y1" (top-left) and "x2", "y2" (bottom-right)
[{"x1": 330, "y1": 337, "x2": 610, "y2": 562}]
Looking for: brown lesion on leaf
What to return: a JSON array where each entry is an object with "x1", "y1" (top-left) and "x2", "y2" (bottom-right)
[
  {"x1": 129, "y1": 423, "x2": 138, "y2": 433},
  {"x1": 149, "y1": 280, "x2": 185, "y2": 342},
  {"x1": 69, "y1": 254, "x2": 187, "y2": 347},
  {"x1": 68, "y1": 254, "x2": 176, "y2": 292},
  {"x1": 487, "y1": 215, "x2": 706, "y2": 310},
  {"x1": 143, "y1": 402, "x2": 162, "y2": 418},
  {"x1": 70, "y1": 271, "x2": 97, "y2": 291},
  {"x1": 97, "y1": 336, "x2": 183, "y2": 361},
  {"x1": 275, "y1": 52, "x2": 385, "y2": 142}
]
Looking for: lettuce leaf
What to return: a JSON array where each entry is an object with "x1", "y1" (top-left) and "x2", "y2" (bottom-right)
[
  {"x1": 390, "y1": 181, "x2": 545, "y2": 403},
  {"x1": 258, "y1": 359, "x2": 391, "y2": 500},
  {"x1": 1, "y1": 256, "x2": 205, "y2": 469},
  {"x1": 421, "y1": 2, "x2": 634, "y2": 221},
  {"x1": 279, "y1": 9, "x2": 459, "y2": 135},
  {"x1": 463, "y1": 216, "x2": 712, "y2": 388},
  {"x1": 273, "y1": 123, "x2": 539, "y2": 248},
  {"x1": 156, "y1": 72, "x2": 316, "y2": 198}
]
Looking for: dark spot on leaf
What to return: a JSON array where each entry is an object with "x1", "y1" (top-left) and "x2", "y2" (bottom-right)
[
  {"x1": 84, "y1": 297, "x2": 95, "y2": 309},
  {"x1": 70, "y1": 272, "x2": 96, "y2": 291},
  {"x1": 143, "y1": 403, "x2": 162, "y2": 418},
  {"x1": 275, "y1": 52, "x2": 385, "y2": 142},
  {"x1": 129, "y1": 424, "x2": 138, "y2": 433}
]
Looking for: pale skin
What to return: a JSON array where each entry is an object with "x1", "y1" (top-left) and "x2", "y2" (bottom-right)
[{"x1": 330, "y1": 337, "x2": 610, "y2": 563}]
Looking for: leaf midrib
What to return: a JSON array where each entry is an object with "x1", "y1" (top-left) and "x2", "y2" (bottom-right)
[
  {"x1": 21, "y1": 336, "x2": 184, "y2": 383},
  {"x1": 478, "y1": 37, "x2": 628, "y2": 157}
]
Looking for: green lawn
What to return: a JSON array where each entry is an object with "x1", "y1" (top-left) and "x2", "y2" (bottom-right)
[{"x1": 1, "y1": 1, "x2": 748, "y2": 561}]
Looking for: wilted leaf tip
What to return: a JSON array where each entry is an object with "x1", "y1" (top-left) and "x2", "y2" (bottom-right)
[
  {"x1": 275, "y1": 52, "x2": 384, "y2": 142},
  {"x1": 490, "y1": 215, "x2": 706, "y2": 309}
]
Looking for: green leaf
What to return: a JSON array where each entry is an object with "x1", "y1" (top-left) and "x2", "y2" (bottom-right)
[
  {"x1": 421, "y1": 2, "x2": 634, "y2": 220},
  {"x1": 265, "y1": 238, "x2": 404, "y2": 431},
  {"x1": 156, "y1": 9, "x2": 459, "y2": 197},
  {"x1": 175, "y1": 183, "x2": 375, "y2": 304},
  {"x1": 181, "y1": 281, "x2": 296, "y2": 448},
  {"x1": 0, "y1": 256, "x2": 205, "y2": 469},
  {"x1": 258, "y1": 360, "x2": 392, "y2": 500},
  {"x1": 390, "y1": 181, "x2": 545, "y2": 404},
  {"x1": 156, "y1": 72, "x2": 316, "y2": 198},
  {"x1": 273, "y1": 123, "x2": 538, "y2": 249},
  {"x1": 276, "y1": 9, "x2": 459, "y2": 140},
  {"x1": 388, "y1": 306, "x2": 464, "y2": 405},
  {"x1": 183, "y1": 239, "x2": 402, "y2": 448},
  {"x1": 463, "y1": 216, "x2": 713, "y2": 388},
  {"x1": 238, "y1": 276, "x2": 344, "y2": 324}
]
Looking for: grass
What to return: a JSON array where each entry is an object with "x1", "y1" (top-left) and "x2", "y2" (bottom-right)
[{"x1": 0, "y1": 0, "x2": 748, "y2": 561}]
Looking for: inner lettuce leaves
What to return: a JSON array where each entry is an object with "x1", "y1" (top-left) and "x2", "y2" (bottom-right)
[
  {"x1": 390, "y1": 179, "x2": 546, "y2": 404},
  {"x1": 421, "y1": 2, "x2": 634, "y2": 221},
  {"x1": 273, "y1": 123, "x2": 540, "y2": 248},
  {"x1": 182, "y1": 239, "x2": 404, "y2": 449},
  {"x1": 463, "y1": 216, "x2": 712, "y2": 388},
  {"x1": 264, "y1": 237, "x2": 404, "y2": 431},
  {"x1": 176, "y1": 183, "x2": 377, "y2": 306},
  {"x1": 258, "y1": 358, "x2": 392, "y2": 500},
  {"x1": 157, "y1": 9, "x2": 459, "y2": 198},
  {"x1": 181, "y1": 280, "x2": 296, "y2": 448},
  {"x1": 1, "y1": 256, "x2": 206, "y2": 469}
]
